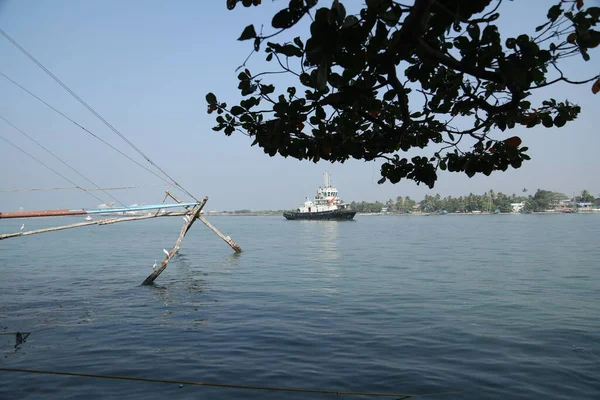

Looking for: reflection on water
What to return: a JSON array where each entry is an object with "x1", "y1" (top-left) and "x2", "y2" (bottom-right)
[
  {"x1": 298, "y1": 222, "x2": 344, "y2": 296},
  {"x1": 14, "y1": 332, "x2": 29, "y2": 350},
  {"x1": 150, "y1": 284, "x2": 171, "y2": 305},
  {"x1": 146, "y1": 249, "x2": 241, "y2": 306},
  {"x1": 301, "y1": 221, "x2": 342, "y2": 262},
  {"x1": 0, "y1": 331, "x2": 30, "y2": 353}
]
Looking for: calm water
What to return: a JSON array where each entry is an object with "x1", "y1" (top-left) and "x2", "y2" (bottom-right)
[{"x1": 0, "y1": 214, "x2": 598, "y2": 399}]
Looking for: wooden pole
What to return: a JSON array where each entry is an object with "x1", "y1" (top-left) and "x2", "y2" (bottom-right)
[
  {"x1": 0, "y1": 212, "x2": 188, "y2": 241},
  {"x1": 197, "y1": 216, "x2": 242, "y2": 253},
  {"x1": 141, "y1": 197, "x2": 208, "y2": 285},
  {"x1": 164, "y1": 190, "x2": 242, "y2": 253}
]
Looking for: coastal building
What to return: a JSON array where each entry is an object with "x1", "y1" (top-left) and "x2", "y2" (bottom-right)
[
  {"x1": 511, "y1": 202, "x2": 525, "y2": 213},
  {"x1": 577, "y1": 202, "x2": 594, "y2": 210}
]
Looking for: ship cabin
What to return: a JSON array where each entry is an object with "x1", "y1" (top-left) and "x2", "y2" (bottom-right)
[{"x1": 296, "y1": 185, "x2": 348, "y2": 213}]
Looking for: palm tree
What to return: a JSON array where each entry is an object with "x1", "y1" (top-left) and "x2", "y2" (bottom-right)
[{"x1": 581, "y1": 190, "x2": 594, "y2": 203}]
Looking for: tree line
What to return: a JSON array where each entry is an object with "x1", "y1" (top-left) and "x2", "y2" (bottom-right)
[{"x1": 349, "y1": 189, "x2": 597, "y2": 214}]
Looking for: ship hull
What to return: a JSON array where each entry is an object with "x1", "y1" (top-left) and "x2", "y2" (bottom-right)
[{"x1": 283, "y1": 209, "x2": 356, "y2": 221}]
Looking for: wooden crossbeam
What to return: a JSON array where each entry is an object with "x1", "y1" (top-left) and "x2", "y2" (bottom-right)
[{"x1": 141, "y1": 197, "x2": 208, "y2": 285}]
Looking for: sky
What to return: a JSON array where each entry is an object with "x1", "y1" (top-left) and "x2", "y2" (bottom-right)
[{"x1": 0, "y1": 0, "x2": 599, "y2": 212}]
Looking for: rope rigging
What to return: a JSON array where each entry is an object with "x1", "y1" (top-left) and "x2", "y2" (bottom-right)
[
  {"x1": 0, "y1": 134, "x2": 108, "y2": 206},
  {"x1": 0, "y1": 28, "x2": 199, "y2": 202},
  {"x1": 0, "y1": 114, "x2": 126, "y2": 207},
  {"x1": 0, "y1": 367, "x2": 464, "y2": 398},
  {"x1": 0, "y1": 71, "x2": 180, "y2": 189},
  {"x1": 0, "y1": 184, "x2": 171, "y2": 193}
]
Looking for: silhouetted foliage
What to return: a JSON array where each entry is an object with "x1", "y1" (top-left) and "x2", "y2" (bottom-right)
[{"x1": 209, "y1": 0, "x2": 600, "y2": 187}]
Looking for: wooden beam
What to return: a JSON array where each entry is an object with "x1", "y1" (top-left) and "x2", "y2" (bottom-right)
[
  {"x1": 197, "y1": 216, "x2": 242, "y2": 252},
  {"x1": 0, "y1": 212, "x2": 188, "y2": 241},
  {"x1": 165, "y1": 191, "x2": 242, "y2": 253},
  {"x1": 141, "y1": 197, "x2": 208, "y2": 285}
]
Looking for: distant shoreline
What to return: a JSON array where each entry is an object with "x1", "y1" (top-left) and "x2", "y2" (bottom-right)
[
  {"x1": 203, "y1": 210, "x2": 600, "y2": 217},
  {"x1": 7, "y1": 210, "x2": 598, "y2": 221}
]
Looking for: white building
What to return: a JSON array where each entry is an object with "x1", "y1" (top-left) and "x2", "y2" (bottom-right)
[{"x1": 511, "y1": 202, "x2": 525, "y2": 213}]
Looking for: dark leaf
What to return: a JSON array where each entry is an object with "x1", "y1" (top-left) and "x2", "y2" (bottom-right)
[
  {"x1": 553, "y1": 114, "x2": 567, "y2": 127},
  {"x1": 582, "y1": 30, "x2": 600, "y2": 48},
  {"x1": 332, "y1": 0, "x2": 346, "y2": 22},
  {"x1": 315, "y1": 106, "x2": 326, "y2": 119},
  {"x1": 272, "y1": 8, "x2": 303, "y2": 29},
  {"x1": 547, "y1": 4, "x2": 562, "y2": 22},
  {"x1": 542, "y1": 115, "x2": 553, "y2": 127},
  {"x1": 230, "y1": 106, "x2": 245, "y2": 116},
  {"x1": 467, "y1": 24, "x2": 480, "y2": 41},
  {"x1": 279, "y1": 44, "x2": 303, "y2": 57},
  {"x1": 588, "y1": 7, "x2": 600, "y2": 18},
  {"x1": 592, "y1": 79, "x2": 600, "y2": 94},
  {"x1": 238, "y1": 24, "x2": 257, "y2": 41},
  {"x1": 293, "y1": 36, "x2": 304, "y2": 49},
  {"x1": 383, "y1": 90, "x2": 396, "y2": 100},
  {"x1": 342, "y1": 15, "x2": 359, "y2": 29},
  {"x1": 503, "y1": 136, "x2": 522, "y2": 148},
  {"x1": 382, "y1": 6, "x2": 402, "y2": 27},
  {"x1": 580, "y1": 47, "x2": 591, "y2": 61},
  {"x1": 535, "y1": 22, "x2": 549, "y2": 32},
  {"x1": 206, "y1": 92, "x2": 217, "y2": 105}
]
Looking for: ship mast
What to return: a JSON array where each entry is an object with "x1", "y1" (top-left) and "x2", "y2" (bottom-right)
[{"x1": 323, "y1": 171, "x2": 330, "y2": 188}]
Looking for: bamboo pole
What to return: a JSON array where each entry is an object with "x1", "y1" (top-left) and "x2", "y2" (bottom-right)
[
  {"x1": 0, "y1": 212, "x2": 188, "y2": 241},
  {"x1": 197, "y1": 216, "x2": 242, "y2": 252},
  {"x1": 141, "y1": 197, "x2": 208, "y2": 285},
  {"x1": 164, "y1": 190, "x2": 242, "y2": 253}
]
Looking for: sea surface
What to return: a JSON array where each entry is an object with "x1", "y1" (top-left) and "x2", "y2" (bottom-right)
[{"x1": 0, "y1": 214, "x2": 599, "y2": 399}]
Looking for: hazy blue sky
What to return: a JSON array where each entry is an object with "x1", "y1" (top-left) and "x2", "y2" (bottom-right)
[{"x1": 1, "y1": 0, "x2": 598, "y2": 212}]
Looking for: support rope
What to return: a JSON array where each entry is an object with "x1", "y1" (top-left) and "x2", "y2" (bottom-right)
[
  {"x1": 0, "y1": 114, "x2": 126, "y2": 207},
  {"x1": 0, "y1": 134, "x2": 107, "y2": 205},
  {"x1": 0, "y1": 71, "x2": 180, "y2": 189},
  {"x1": 0, "y1": 28, "x2": 198, "y2": 202},
  {"x1": 0, "y1": 184, "x2": 170, "y2": 193},
  {"x1": 0, "y1": 367, "x2": 463, "y2": 398}
]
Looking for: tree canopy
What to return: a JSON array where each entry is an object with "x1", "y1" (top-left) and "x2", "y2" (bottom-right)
[
  {"x1": 524, "y1": 189, "x2": 566, "y2": 211},
  {"x1": 208, "y1": 0, "x2": 600, "y2": 188},
  {"x1": 578, "y1": 189, "x2": 595, "y2": 202}
]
